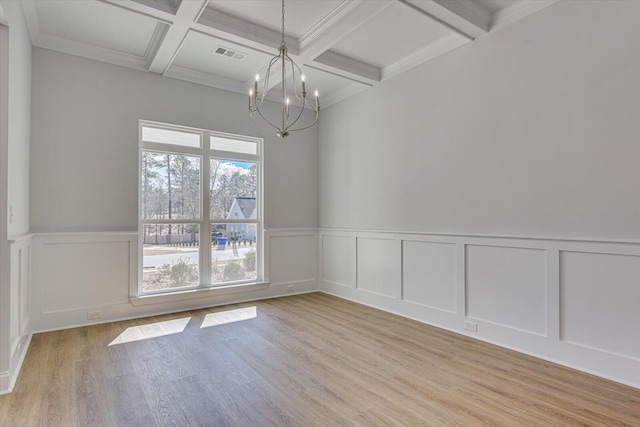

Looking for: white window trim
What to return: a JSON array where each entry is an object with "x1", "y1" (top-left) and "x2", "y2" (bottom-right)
[{"x1": 135, "y1": 120, "x2": 264, "y2": 298}]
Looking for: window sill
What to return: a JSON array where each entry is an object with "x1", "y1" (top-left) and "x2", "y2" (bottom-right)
[{"x1": 130, "y1": 282, "x2": 270, "y2": 306}]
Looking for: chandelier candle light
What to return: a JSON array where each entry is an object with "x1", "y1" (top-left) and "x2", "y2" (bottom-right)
[{"x1": 248, "y1": 0, "x2": 320, "y2": 138}]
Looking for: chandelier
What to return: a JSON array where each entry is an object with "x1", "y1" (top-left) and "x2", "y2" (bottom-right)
[{"x1": 248, "y1": 0, "x2": 320, "y2": 138}]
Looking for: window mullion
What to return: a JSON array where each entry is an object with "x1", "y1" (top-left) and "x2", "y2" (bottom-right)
[{"x1": 201, "y1": 132, "x2": 211, "y2": 287}]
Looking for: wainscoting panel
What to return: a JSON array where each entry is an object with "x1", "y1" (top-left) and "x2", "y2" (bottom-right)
[
  {"x1": 319, "y1": 228, "x2": 640, "y2": 389},
  {"x1": 466, "y1": 245, "x2": 547, "y2": 336},
  {"x1": 6, "y1": 235, "x2": 33, "y2": 394},
  {"x1": 18, "y1": 244, "x2": 31, "y2": 336},
  {"x1": 402, "y1": 240, "x2": 456, "y2": 313},
  {"x1": 321, "y1": 234, "x2": 354, "y2": 288},
  {"x1": 30, "y1": 230, "x2": 319, "y2": 334},
  {"x1": 267, "y1": 231, "x2": 316, "y2": 285},
  {"x1": 560, "y1": 251, "x2": 640, "y2": 361},
  {"x1": 356, "y1": 237, "x2": 399, "y2": 298},
  {"x1": 40, "y1": 240, "x2": 131, "y2": 313}
]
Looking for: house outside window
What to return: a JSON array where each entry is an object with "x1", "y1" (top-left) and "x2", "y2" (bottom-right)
[{"x1": 138, "y1": 120, "x2": 262, "y2": 295}]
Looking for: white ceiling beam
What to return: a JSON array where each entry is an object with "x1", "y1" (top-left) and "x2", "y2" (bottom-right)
[
  {"x1": 197, "y1": 7, "x2": 298, "y2": 55},
  {"x1": 189, "y1": 1, "x2": 391, "y2": 90},
  {"x1": 312, "y1": 51, "x2": 379, "y2": 85},
  {"x1": 146, "y1": 0, "x2": 208, "y2": 74},
  {"x1": 99, "y1": 0, "x2": 175, "y2": 24},
  {"x1": 401, "y1": 0, "x2": 489, "y2": 39},
  {"x1": 128, "y1": 0, "x2": 177, "y2": 16},
  {"x1": 490, "y1": 0, "x2": 560, "y2": 31},
  {"x1": 380, "y1": 32, "x2": 468, "y2": 81},
  {"x1": 197, "y1": 1, "x2": 388, "y2": 90},
  {"x1": 297, "y1": 0, "x2": 394, "y2": 63}
]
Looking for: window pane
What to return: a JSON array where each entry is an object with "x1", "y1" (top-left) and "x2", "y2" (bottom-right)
[
  {"x1": 141, "y1": 152, "x2": 200, "y2": 220},
  {"x1": 142, "y1": 126, "x2": 201, "y2": 148},
  {"x1": 142, "y1": 224, "x2": 200, "y2": 292},
  {"x1": 211, "y1": 223, "x2": 257, "y2": 285},
  {"x1": 210, "y1": 159, "x2": 257, "y2": 220},
  {"x1": 210, "y1": 136, "x2": 257, "y2": 155}
]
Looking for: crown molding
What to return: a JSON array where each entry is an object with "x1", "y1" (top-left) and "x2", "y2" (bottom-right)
[
  {"x1": 490, "y1": 0, "x2": 561, "y2": 31},
  {"x1": 20, "y1": 0, "x2": 40, "y2": 44},
  {"x1": 34, "y1": 33, "x2": 148, "y2": 71},
  {"x1": 99, "y1": 0, "x2": 175, "y2": 24},
  {"x1": 318, "y1": 80, "x2": 369, "y2": 109},
  {"x1": 401, "y1": 0, "x2": 484, "y2": 40},
  {"x1": 0, "y1": 4, "x2": 6, "y2": 26},
  {"x1": 129, "y1": 0, "x2": 177, "y2": 16},
  {"x1": 298, "y1": 0, "x2": 362, "y2": 51},
  {"x1": 313, "y1": 50, "x2": 380, "y2": 84},
  {"x1": 163, "y1": 64, "x2": 249, "y2": 94},
  {"x1": 381, "y1": 33, "x2": 468, "y2": 81},
  {"x1": 298, "y1": 0, "x2": 393, "y2": 62},
  {"x1": 432, "y1": 0, "x2": 491, "y2": 32}
]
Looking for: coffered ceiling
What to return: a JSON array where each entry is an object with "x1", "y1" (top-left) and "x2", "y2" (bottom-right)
[{"x1": 20, "y1": 0, "x2": 559, "y2": 107}]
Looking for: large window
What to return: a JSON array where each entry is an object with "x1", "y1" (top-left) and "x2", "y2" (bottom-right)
[{"x1": 138, "y1": 121, "x2": 262, "y2": 295}]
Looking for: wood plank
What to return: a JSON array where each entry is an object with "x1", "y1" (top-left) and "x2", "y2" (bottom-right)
[{"x1": 0, "y1": 293, "x2": 638, "y2": 426}]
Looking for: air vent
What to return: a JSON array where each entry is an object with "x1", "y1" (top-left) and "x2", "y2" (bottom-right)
[{"x1": 214, "y1": 46, "x2": 246, "y2": 60}]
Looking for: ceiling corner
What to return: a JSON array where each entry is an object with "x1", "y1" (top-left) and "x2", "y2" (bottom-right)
[{"x1": 20, "y1": 0, "x2": 41, "y2": 44}]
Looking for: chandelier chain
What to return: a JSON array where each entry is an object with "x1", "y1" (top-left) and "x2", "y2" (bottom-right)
[{"x1": 281, "y1": 0, "x2": 286, "y2": 47}]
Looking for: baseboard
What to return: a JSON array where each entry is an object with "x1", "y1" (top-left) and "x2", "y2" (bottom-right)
[
  {"x1": 319, "y1": 289, "x2": 640, "y2": 390},
  {"x1": 0, "y1": 371, "x2": 9, "y2": 395},
  {"x1": 9, "y1": 333, "x2": 32, "y2": 391},
  {"x1": 0, "y1": 333, "x2": 32, "y2": 395},
  {"x1": 31, "y1": 282, "x2": 319, "y2": 334}
]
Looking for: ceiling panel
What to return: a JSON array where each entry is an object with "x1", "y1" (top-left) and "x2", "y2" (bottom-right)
[
  {"x1": 171, "y1": 31, "x2": 273, "y2": 83},
  {"x1": 206, "y1": 0, "x2": 344, "y2": 39},
  {"x1": 329, "y1": 2, "x2": 454, "y2": 69},
  {"x1": 35, "y1": 0, "x2": 159, "y2": 56},
  {"x1": 471, "y1": 0, "x2": 515, "y2": 14},
  {"x1": 22, "y1": 0, "x2": 557, "y2": 108},
  {"x1": 266, "y1": 66, "x2": 367, "y2": 108}
]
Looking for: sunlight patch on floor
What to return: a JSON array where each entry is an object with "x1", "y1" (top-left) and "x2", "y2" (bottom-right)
[
  {"x1": 200, "y1": 306, "x2": 257, "y2": 328},
  {"x1": 109, "y1": 317, "x2": 191, "y2": 346}
]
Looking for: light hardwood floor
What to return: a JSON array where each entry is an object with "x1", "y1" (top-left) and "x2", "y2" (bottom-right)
[{"x1": 1, "y1": 292, "x2": 639, "y2": 426}]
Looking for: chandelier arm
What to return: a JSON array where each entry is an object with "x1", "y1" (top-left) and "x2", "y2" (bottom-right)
[
  {"x1": 255, "y1": 108, "x2": 280, "y2": 130},
  {"x1": 287, "y1": 109, "x2": 320, "y2": 133},
  {"x1": 249, "y1": 108, "x2": 280, "y2": 131},
  {"x1": 258, "y1": 56, "x2": 280, "y2": 108},
  {"x1": 284, "y1": 98, "x2": 308, "y2": 131},
  {"x1": 285, "y1": 53, "x2": 304, "y2": 100}
]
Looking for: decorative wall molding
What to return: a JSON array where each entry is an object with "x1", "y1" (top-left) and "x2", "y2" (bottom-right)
[
  {"x1": 28, "y1": 229, "x2": 319, "y2": 334},
  {"x1": 318, "y1": 227, "x2": 640, "y2": 389},
  {"x1": 2, "y1": 235, "x2": 33, "y2": 395}
]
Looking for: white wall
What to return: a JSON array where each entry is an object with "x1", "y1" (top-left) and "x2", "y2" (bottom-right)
[
  {"x1": 320, "y1": 0, "x2": 640, "y2": 240},
  {"x1": 31, "y1": 48, "x2": 318, "y2": 232},
  {"x1": 319, "y1": 1, "x2": 640, "y2": 388},
  {"x1": 27, "y1": 48, "x2": 319, "y2": 331},
  {"x1": 0, "y1": 0, "x2": 32, "y2": 394}
]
